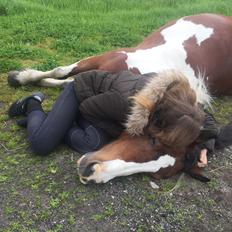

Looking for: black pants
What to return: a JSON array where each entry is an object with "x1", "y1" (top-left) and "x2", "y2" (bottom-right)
[{"x1": 27, "y1": 82, "x2": 110, "y2": 155}]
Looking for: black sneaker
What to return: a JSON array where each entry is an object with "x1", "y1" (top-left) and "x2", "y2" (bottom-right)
[
  {"x1": 8, "y1": 92, "x2": 45, "y2": 117},
  {"x1": 16, "y1": 117, "x2": 28, "y2": 127}
]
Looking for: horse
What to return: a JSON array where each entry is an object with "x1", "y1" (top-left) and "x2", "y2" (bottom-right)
[
  {"x1": 8, "y1": 13, "x2": 232, "y2": 184},
  {"x1": 8, "y1": 13, "x2": 232, "y2": 98},
  {"x1": 77, "y1": 72, "x2": 216, "y2": 184}
]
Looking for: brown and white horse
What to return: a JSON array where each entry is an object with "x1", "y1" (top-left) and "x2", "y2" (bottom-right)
[
  {"x1": 77, "y1": 74, "x2": 216, "y2": 184},
  {"x1": 8, "y1": 13, "x2": 232, "y2": 183}
]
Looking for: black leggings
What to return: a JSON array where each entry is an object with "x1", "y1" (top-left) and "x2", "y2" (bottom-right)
[{"x1": 27, "y1": 82, "x2": 110, "y2": 155}]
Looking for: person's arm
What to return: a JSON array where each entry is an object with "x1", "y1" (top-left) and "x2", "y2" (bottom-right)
[
  {"x1": 79, "y1": 90, "x2": 128, "y2": 138},
  {"x1": 74, "y1": 70, "x2": 112, "y2": 101}
]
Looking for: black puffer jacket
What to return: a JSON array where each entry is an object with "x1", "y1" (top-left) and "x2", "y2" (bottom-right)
[{"x1": 74, "y1": 70, "x2": 154, "y2": 137}]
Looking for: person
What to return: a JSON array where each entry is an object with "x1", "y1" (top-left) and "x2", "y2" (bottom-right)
[{"x1": 8, "y1": 70, "x2": 216, "y2": 168}]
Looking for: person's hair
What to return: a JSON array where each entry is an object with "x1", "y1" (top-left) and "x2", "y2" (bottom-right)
[{"x1": 148, "y1": 79, "x2": 205, "y2": 149}]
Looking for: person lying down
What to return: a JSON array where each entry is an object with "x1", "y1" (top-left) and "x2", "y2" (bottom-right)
[{"x1": 8, "y1": 70, "x2": 231, "y2": 182}]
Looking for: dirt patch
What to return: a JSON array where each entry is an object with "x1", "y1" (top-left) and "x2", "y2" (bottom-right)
[
  {"x1": 0, "y1": 141, "x2": 231, "y2": 231},
  {"x1": 0, "y1": 77, "x2": 232, "y2": 231}
]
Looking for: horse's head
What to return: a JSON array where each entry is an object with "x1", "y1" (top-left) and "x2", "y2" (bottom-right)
[
  {"x1": 77, "y1": 133, "x2": 184, "y2": 184},
  {"x1": 77, "y1": 71, "x2": 217, "y2": 184}
]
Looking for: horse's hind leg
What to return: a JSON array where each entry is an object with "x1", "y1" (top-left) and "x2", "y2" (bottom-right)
[
  {"x1": 8, "y1": 54, "x2": 103, "y2": 87},
  {"x1": 8, "y1": 50, "x2": 130, "y2": 87},
  {"x1": 8, "y1": 62, "x2": 79, "y2": 87},
  {"x1": 38, "y1": 77, "x2": 74, "y2": 87}
]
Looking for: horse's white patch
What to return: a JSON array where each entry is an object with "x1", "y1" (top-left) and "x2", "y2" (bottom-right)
[
  {"x1": 39, "y1": 77, "x2": 74, "y2": 87},
  {"x1": 81, "y1": 154, "x2": 175, "y2": 184},
  {"x1": 121, "y1": 18, "x2": 214, "y2": 105},
  {"x1": 14, "y1": 62, "x2": 78, "y2": 85}
]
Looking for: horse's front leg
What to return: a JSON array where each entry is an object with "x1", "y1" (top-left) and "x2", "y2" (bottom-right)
[{"x1": 37, "y1": 77, "x2": 74, "y2": 87}]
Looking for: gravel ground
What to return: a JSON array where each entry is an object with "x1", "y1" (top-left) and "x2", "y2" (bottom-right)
[{"x1": 0, "y1": 130, "x2": 231, "y2": 231}]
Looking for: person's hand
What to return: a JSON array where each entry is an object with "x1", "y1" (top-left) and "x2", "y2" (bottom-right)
[{"x1": 197, "y1": 148, "x2": 208, "y2": 168}]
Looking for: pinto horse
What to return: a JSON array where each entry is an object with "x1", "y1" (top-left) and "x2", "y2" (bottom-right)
[
  {"x1": 8, "y1": 13, "x2": 232, "y2": 183},
  {"x1": 77, "y1": 77, "x2": 208, "y2": 184}
]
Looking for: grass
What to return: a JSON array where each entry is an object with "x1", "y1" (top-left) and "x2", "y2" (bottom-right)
[{"x1": 0, "y1": 0, "x2": 232, "y2": 231}]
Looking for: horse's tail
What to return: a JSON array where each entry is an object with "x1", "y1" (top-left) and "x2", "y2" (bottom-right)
[{"x1": 215, "y1": 122, "x2": 232, "y2": 149}]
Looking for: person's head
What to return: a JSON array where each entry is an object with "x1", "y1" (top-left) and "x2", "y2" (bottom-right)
[{"x1": 146, "y1": 78, "x2": 205, "y2": 150}]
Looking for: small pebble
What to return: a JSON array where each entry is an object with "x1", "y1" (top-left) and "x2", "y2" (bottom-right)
[{"x1": 150, "y1": 181, "x2": 159, "y2": 189}]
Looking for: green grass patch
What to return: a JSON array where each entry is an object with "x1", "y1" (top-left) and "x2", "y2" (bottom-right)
[{"x1": 0, "y1": 0, "x2": 232, "y2": 231}]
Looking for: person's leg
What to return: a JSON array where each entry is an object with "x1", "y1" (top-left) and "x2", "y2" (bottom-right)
[
  {"x1": 65, "y1": 116, "x2": 111, "y2": 154},
  {"x1": 26, "y1": 82, "x2": 80, "y2": 155}
]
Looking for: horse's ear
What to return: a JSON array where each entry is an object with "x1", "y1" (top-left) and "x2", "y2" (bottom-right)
[
  {"x1": 184, "y1": 165, "x2": 210, "y2": 182},
  {"x1": 184, "y1": 146, "x2": 210, "y2": 182}
]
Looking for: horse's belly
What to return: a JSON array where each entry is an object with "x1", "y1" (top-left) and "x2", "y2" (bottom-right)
[{"x1": 120, "y1": 45, "x2": 210, "y2": 105}]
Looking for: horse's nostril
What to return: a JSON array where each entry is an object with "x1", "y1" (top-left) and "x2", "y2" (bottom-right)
[
  {"x1": 78, "y1": 161, "x2": 99, "y2": 178},
  {"x1": 77, "y1": 155, "x2": 101, "y2": 178},
  {"x1": 82, "y1": 162, "x2": 98, "y2": 177},
  {"x1": 79, "y1": 176, "x2": 96, "y2": 185}
]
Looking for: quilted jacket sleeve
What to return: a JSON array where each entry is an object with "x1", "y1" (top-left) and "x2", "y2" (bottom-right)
[{"x1": 79, "y1": 90, "x2": 128, "y2": 138}]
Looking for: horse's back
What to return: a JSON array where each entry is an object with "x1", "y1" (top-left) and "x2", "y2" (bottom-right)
[
  {"x1": 135, "y1": 14, "x2": 232, "y2": 95},
  {"x1": 184, "y1": 14, "x2": 232, "y2": 95}
]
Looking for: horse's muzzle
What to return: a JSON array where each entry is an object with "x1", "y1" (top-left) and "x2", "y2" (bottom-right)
[{"x1": 77, "y1": 154, "x2": 101, "y2": 184}]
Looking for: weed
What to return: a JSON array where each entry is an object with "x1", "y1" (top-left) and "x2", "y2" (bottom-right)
[{"x1": 91, "y1": 204, "x2": 115, "y2": 221}]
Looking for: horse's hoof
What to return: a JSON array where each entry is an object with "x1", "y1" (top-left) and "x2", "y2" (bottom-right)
[{"x1": 8, "y1": 71, "x2": 21, "y2": 87}]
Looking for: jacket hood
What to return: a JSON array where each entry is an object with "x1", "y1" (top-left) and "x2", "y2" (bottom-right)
[{"x1": 125, "y1": 70, "x2": 190, "y2": 136}]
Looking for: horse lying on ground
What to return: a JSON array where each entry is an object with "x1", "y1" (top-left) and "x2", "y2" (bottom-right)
[
  {"x1": 77, "y1": 73, "x2": 230, "y2": 184},
  {"x1": 8, "y1": 13, "x2": 232, "y2": 184}
]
